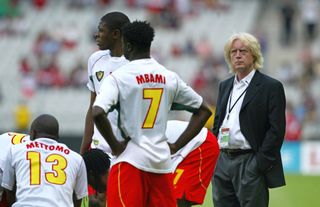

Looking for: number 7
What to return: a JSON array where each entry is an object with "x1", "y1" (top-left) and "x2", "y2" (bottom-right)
[{"x1": 142, "y1": 88, "x2": 163, "y2": 129}]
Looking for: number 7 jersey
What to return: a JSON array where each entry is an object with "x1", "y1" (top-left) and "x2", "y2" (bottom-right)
[
  {"x1": 94, "y1": 58, "x2": 203, "y2": 173},
  {"x1": 1, "y1": 138, "x2": 88, "y2": 207}
]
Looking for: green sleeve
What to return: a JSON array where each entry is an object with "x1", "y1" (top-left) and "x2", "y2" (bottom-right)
[{"x1": 81, "y1": 195, "x2": 89, "y2": 207}]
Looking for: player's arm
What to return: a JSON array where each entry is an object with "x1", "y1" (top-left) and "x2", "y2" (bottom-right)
[
  {"x1": 169, "y1": 102, "x2": 212, "y2": 154},
  {"x1": 4, "y1": 188, "x2": 15, "y2": 206},
  {"x1": 92, "y1": 75, "x2": 127, "y2": 156},
  {"x1": 80, "y1": 91, "x2": 96, "y2": 154},
  {"x1": 92, "y1": 106, "x2": 127, "y2": 156},
  {"x1": 74, "y1": 197, "x2": 83, "y2": 207}
]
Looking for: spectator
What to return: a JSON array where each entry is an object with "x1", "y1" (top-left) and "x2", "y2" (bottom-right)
[
  {"x1": 21, "y1": 73, "x2": 36, "y2": 98},
  {"x1": 13, "y1": 100, "x2": 32, "y2": 133},
  {"x1": 19, "y1": 57, "x2": 32, "y2": 76},
  {"x1": 69, "y1": 62, "x2": 87, "y2": 88},
  {"x1": 300, "y1": 0, "x2": 319, "y2": 42},
  {"x1": 171, "y1": 43, "x2": 182, "y2": 57},
  {"x1": 183, "y1": 38, "x2": 195, "y2": 55},
  {"x1": 279, "y1": 0, "x2": 296, "y2": 46},
  {"x1": 36, "y1": 58, "x2": 66, "y2": 88},
  {"x1": 33, "y1": 0, "x2": 47, "y2": 10},
  {"x1": 195, "y1": 36, "x2": 213, "y2": 60},
  {"x1": 285, "y1": 102, "x2": 302, "y2": 141}
]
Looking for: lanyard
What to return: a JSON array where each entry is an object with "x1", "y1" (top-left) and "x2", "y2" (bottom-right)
[{"x1": 227, "y1": 86, "x2": 248, "y2": 120}]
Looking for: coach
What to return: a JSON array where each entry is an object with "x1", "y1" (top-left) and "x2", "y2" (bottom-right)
[{"x1": 212, "y1": 32, "x2": 286, "y2": 207}]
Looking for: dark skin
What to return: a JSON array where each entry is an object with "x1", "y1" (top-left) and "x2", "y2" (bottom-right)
[
  {"x1": 177, "y1": 194, "x2": 193, "y2": 207},
  {"x1": 124, "y1": 38, "x2": 212, "y2": 207},
  {"x1": 92, "y1": 33, "x2": 212, "y2": 207},
  {"x1": 92, "y1": 39, "x2": 145, "y2": 156},
  {"x1": 122, "y1": 40, "x2": 150, "y2": 61},
  {"x1": 92, "y1": 108, "x2": 128, "y2": 156},
  {"x1": 80, "y1": 20, "x2": 124, "y2": 154},
  {"x1": 87, "y1": 171, "x2": 108, "y2": 207},
  {"x1": 93, "y1": 38, "x2": 212, "y2": 157},
  {"x1": 168, "y1": 103, "x2": 211, "y2": 155},
  {"x1": 5, "y1": 114, "x2": 82, "y2": 207},
  {"x1": 29, "y1": 114, "x2": 59, "y2": 141}
]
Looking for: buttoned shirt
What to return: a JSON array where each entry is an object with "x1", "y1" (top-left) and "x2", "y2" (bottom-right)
[{"x1": 219, "y1": 69, "x2": 256, "y2": 149}]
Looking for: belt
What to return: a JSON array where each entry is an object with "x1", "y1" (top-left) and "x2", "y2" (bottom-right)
[{"x1": 220, "y1": 148, "x2": 253, "y2": 156}]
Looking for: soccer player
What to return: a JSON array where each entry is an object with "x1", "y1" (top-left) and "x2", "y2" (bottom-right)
[
  {"x1": 92, "y1": 21, "x2": 212, "y2": 207},
  {"x1": 80, "y1": 12, "x2": 130, "y2": 155},
  {"x1": 82, "y1": 149, "x2": 110, "y2": 207},
  {"x1": 0, "y1": 132, "x2": 29, "y2": 207},
  {"x1": 166, "y1": 120, "x2": 219, "y2": 207},
  {"x1": 1, "y1": 114, "x2": 88, "y2": 207}
]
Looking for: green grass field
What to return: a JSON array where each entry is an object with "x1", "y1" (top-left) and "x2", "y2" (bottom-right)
[{"x1": 195, "y1": 174, "x2": 320, "y2": 207}]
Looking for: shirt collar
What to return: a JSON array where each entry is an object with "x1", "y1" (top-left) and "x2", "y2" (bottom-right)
[
  {"x1": 234, "y1": 69, "x2": 256, "y2": 87},
  {"x1": 130, "y1": 58, "x2": 155, "y2": 64}
]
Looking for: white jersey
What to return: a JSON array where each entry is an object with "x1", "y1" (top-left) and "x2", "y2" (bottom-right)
[
  {"x1": 87, "y1": 50, "x2": 129, "y2": 155},
  {"x1": 166, "y1": 120, "x2": 207, "y2": 171},
  {"x1": 1, "y1": 138, "x2": 88, "y2": 207},
  {"x1": 94, "y1": 58, "x2": 203, "y2": 173},
  {"x1": 0, "y1": 132, "x2": 29, "y2": 201}
]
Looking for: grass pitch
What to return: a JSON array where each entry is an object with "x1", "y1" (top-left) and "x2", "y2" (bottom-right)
[{"x1": 196, "y1": 174, "x2": 320, "y2": 207}]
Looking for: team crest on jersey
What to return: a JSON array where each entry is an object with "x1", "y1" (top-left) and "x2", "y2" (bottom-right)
[
  {"x1": 96, "y1": 71, "x2": 104, "y2": 81},
  {"x1": 93, "y1": 139, "x2": 99, "y2": 146}
]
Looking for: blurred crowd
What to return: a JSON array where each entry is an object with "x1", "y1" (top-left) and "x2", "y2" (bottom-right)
[
  {"x1": 276, "y1": 0, "x2": 320, "y2": 141},
  {"x1": 1, "y1": 0, "x2": 320, "y2": 140},
  {"x1": 18, "y1": 29, "x2": 87, "y2": 98}
]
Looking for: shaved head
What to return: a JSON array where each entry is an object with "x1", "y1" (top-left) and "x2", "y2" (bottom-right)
[{"x1": 30, "y1": 114, "x2": 59, "y2": 140}]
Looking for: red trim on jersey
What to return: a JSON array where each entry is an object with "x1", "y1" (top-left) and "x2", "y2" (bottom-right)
[
  {"x1": 9, "y1": 133, "x2": 26, "y2": 145},
  {"x1": 26, "y1": 151, "x2": 41, "y2": 185},
  {"x1": 173, "y1": 130, "x2": 219, "y2": 204},
  {"x1": 45, "y1": 153, "x2": 67, "y2": 185},
  {"x1": 142, "y1": 88, "x2": 163, "y2": 129},
  {"x1": 107, "y1": 162, "x2": 176, "y2": 207},
  {"x1": 91, "y1": 54, "x2": 109, "y2": 72}
]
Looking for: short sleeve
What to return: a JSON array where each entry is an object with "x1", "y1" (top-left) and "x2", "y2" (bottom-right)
[
  {"x1": 1, "y1": 148, "x2": 15, "y2": 191},
  {"x1": 74, "y1": 159, "x2": 88, "y2": 200},
  {"x1": 172, "y1": 75, "x2": 203, "y2": 112},
  {"x1": 93, "y1": 75, "x2": 119, "y2": 113},
  {"x1": 87, "y1": 55, "x2": 95, "y2": 92}
]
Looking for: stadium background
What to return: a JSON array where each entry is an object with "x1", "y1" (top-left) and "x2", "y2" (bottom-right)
[{"x1": 0, "y1": 0, "x2": 320, "y2": 206}]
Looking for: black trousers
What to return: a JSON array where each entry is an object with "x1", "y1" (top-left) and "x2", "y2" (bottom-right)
[{"x1": 212, "y1": 152, "x2": 269, "y2": 207}]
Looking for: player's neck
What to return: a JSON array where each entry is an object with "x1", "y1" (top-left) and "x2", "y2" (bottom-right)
[
  {"x1": 110, "y1": 47, "x2": 123, "y2": 57},
  {"x1": 129, "y1": 51, "x2": 150, "y2": 61}
]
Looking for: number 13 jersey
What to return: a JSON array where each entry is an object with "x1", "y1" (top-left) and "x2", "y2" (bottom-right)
[{"x1": 1, "y1": 138, "x2": 88, "y2": 207}]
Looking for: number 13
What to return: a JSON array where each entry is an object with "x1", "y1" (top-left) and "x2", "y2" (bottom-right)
[{"x1": 27, "y1": 152, "x2": 67, "y2": 185}]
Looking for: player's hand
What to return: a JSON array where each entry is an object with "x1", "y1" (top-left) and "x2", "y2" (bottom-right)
[{"x1": 168, "y1": 142, "x2": 177, "y2": 155}]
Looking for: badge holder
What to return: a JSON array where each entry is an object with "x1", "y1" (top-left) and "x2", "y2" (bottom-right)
[{"x1": 219, "y1": 127, "x2": 230, "y2": 148}]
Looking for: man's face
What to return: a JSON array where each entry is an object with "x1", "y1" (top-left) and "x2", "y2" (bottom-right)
[
  {"x1": 230, "y1": 39, "x2": 254, "y2": 74},
  {"x1": 95, "y1": 21, "x2": 113, "y2": 50}
]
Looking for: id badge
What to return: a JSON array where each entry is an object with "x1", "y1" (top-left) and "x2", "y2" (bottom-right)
[{"x1": 219, "y1": 127, "x2": 230, "y2": 148}]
